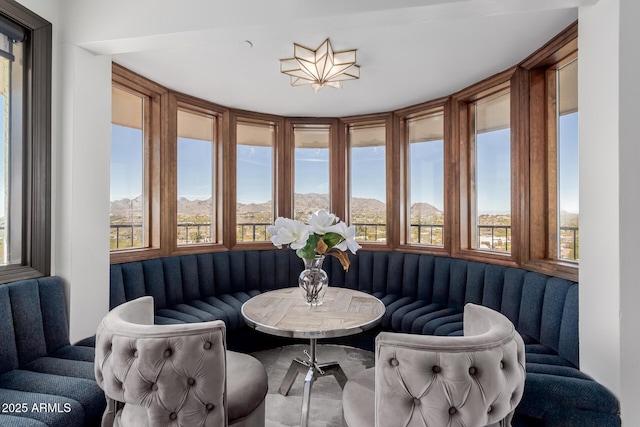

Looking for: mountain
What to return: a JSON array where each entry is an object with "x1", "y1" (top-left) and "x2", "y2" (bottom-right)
[
  {"x1": 111, "y1": 194, "x2": 443, "y2": 223},
  {"x1": 178, "y1": 197, "x2": 212, "y2": 216},
  {"x1": 110, "y1": 196, "x2": 143, "y2": 221},
  {"x1": 410, "y1": 202, "x2": 442, "y2": 219},
  {"x1": 560, "y1": 210, "x2": 579, "y2": 227}
]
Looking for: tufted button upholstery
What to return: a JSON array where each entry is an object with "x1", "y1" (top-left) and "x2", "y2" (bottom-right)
[
  {"x1": 343, "y1": 303, "x2": 526, "y2": 427},
  {"x1": 95, "y1": 296, "x2": 267, "y2": 427}
]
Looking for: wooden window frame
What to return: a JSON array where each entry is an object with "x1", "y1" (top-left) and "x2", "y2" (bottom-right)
[
  {"x1": 522, "y1": 22, "x2": 578, "y2": 281},
  {"x1": 110, "y1": 64, "x2": 165, "y2": 264},
  {"x1": 284, "y1": 118, "x2": 340, "y2": 222},
  {"x1": 0, "y1": 0, "x2": 52, "y2": 283},
  {"x1": 396, "y1": 98, "x2": 451, "y2": 255},
  {"x1": 451, "y1": 68, "x2": 524, "y2": 268},
  {"x1": 167, "y1": 92, "x2": 227, "y2": 255},
  {"x1": 229, "y1": 110, "x2": 284, "y2": 250},
  {"x1": 341, "y1": 113, "x2": 394, "y2": 251}
]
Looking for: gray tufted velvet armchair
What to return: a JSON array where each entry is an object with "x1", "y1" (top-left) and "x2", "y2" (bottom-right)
[
  {"x1": 342, "y1": 303, "x2": 526, "y2": 427},
  {"x1": 94, "y1": 296, "x2": 268, "y2": 427}
]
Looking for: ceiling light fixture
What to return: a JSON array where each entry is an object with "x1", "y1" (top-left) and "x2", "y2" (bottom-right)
[{"x1": 280, "y1": 38, "x2": 360, "y2": 92}]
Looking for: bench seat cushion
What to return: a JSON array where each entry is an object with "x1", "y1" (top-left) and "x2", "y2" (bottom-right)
[
  {"x1": 154, "y1": 291, "x2": 260, "y2": 330},
  {"x1": 0, "y1": 414, "x2": 49, "y2": 427},
  {"x1": 517, "y1": 371, "x2": 620, "y2": 426},
  {"x1": 0, "y1": 388, "x2": 86, "y2": 427},
  {"x1": 0, "y1": 369, "x2": 105, "y2": 425}
]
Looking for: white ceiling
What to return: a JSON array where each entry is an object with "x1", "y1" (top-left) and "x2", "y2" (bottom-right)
[{"x1": 60, "y1": 0, "x2": 587, "y2": 118}]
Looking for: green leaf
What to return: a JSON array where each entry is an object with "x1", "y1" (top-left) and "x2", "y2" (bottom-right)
[
  {"x1": 296, "y1": 234, "x2": 319, "y2": 259},
  {"x1": 322, "y1": 232, "x2": 342, "y2": 249}
]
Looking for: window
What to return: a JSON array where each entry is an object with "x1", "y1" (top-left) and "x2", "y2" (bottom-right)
[
  {"x1": 293, "y1": 124, "x2": 330, "y2": 222},
  {"x1": 0, "y1": 23, "x2": 23, "y2": 266},
  {"x1": 110, "y1": 64, "x2": 163, "y2": 261},
  {"x1": 177, "y1": 109, "x2": 217, "y2": 246},
  {"x1": 110, "y1": 86, "x2": 147, "y2": 250},
  {"x1": 554, "y1": 59, "x2": 579, "y2": 261},
  {"x1": 236, "y1": 120, "x2": 275, "y2": 242},
  {"x1": 0, "y1": 4, "x2": 51, "y2": 282},
  {"x1": 470, "y1": 91, "x2": 511, "y2": 253},
  {"x1": 406, "y1": 111, "x2": 445, "y2": 246},
  {"x1": 348, "y1": 122, "x2": 387, "y2": 243},
  {"x1": 106, "y1": 23, "x2": 577, "y2": 280}
]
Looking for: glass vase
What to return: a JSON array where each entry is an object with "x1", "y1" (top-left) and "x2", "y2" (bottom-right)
[{"x1": 298, "y1": 255, "x2": 328, "y2": 306}]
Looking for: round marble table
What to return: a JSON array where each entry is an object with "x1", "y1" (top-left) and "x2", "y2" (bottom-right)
[{"x1": 241, "y1": 287, "x2": 385, "y2": 427}]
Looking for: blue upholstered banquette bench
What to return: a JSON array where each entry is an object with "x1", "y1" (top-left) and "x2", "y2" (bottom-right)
[
  {"x1": 0, "y1": 277, "x2": 105, "y2": 427},
  {"x1": 110, "y1": 249, "x2": 621, "y2": 427}
]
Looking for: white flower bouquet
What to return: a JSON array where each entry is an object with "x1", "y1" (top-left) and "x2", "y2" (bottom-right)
[{"x1": 266, "y1": 210, "x2": 361, "y2": 270}]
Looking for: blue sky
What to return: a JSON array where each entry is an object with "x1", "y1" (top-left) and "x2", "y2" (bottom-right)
[
  {"x1": 237, "y1": 144, "x2": 273, "y2": 204},
  {"x1": 110, "y1": 116, "x2": 580, "y2": 215},
  {"x1": 410, "y1": 140, "x2": 444, "y2": 211},
  {"x1": 559, "y1": 113, "x2": 579, "y2": 213},
  {"x1": 351, "y1": 145, "x2": 386, "y2": 201},
  {"x1": 178, "y1": 137, "x2": 212, "y2": 199},
  {"x1": 110, "y1": 125, "x2": 143, "y2": 200},
  {"x1": 294, "y1": 147, "x2": 329, "y2": 195},
  {"x1": 477, "y1": 128, "x2": 511, "y2": 214}
]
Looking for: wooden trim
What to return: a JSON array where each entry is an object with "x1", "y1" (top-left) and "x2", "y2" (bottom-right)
[
  {"x1": 164, "y1": 93, "x2": 178, "y2": 253},
  {"x1": 443, "y1": 98, "x2": 454, "y2": 255},
  {"x1": 334, "y1": 119, "x2": 347, "y2": 223},
  {"x1": 511, "y1": 67, "x2": 530, "y2": 266},
  {"x1": 452, "y1": 67, "x2": 515, "y2": 103},
  {"x1": 545, "y1": 67, "x2": 559, "y2": 260},
  {"x1": 395, "y1": 108, "x2": 406, "y2": 247},
  {"x1": 529, "y1": 69, "x2": 547, "y2": 261},
  {"x1": 523, "y1": 259, "x2": 578, "y2": 282},
  {"x1": 223, "y1": 110, "x2": 236, "y2": 248},
  {"x1": 520, "y1": 21, "x2": 578, "y2": 70}
]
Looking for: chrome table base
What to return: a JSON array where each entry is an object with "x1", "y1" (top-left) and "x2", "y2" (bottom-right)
[{"x1": 277, "y1": 338, "x2": 348, "y2": 427}]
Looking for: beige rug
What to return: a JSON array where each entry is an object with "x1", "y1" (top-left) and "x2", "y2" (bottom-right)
[{"x1": 251, "y1": 344, "x2": 374, "y2": 427}]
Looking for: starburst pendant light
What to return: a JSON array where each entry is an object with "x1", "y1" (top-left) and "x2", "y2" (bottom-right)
[{"x1": 280, "y1": 39, "x2": 360, "y2": 92}]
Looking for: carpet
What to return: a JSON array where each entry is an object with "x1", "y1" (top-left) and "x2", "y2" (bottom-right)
[{"x1": 251, "y1": 344, "x2": 374, "y2": 427}]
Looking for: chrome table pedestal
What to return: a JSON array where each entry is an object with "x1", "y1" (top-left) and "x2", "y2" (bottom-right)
[{"x1": 278, "y1": 338, "x2": 348, "y2": 427}]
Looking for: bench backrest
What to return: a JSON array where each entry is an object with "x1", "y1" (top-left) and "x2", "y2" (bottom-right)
[
  {"x1": 0, "y1": 277, "x2": 71, "y2": 375},
  {"x1": 110, "y1": 250, "x2": 579, "y2": 367}
]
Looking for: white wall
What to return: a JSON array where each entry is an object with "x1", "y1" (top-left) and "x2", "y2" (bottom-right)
[
  {"x1": 57, "y1": 44, "x2": 111, "y2": 342},
  {"x1": 580, "y1": 0, "x2": 640, "y2": 423},
  {"x1": 618, "y1": 0, "x2": 640, "y2": 423},
  {"x1": 578, "y1": 0, "x2": 621, "y2": 395},
  {"x1": 16, "y1": 0, "x2": 112, "y2": 342}
]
